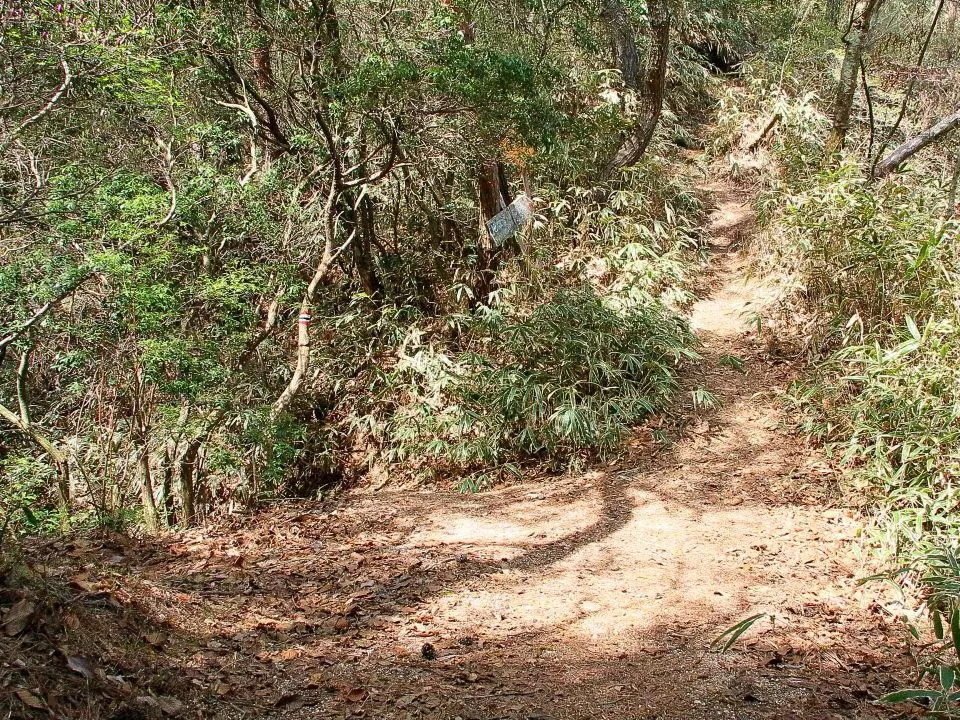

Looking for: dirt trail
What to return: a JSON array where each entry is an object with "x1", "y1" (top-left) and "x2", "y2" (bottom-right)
[{"x1": 27, "y1": 176, "x2": 911, "y2": 719}]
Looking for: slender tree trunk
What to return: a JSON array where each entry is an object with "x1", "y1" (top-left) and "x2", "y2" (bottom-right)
[
  {"x1": 946, "y1": 3, "x2": 958, "y2": 62},
  {"x1": 130, "y1": 366, "x2": 159, "y2": 532},
  {"x1": 179, "y1": 439, "x2": 200, "y2": 525},
  {"x1": 745, "y1": 113, "x2": 781, "y2": 151},
  {"x1": 454, "y1": 6, "x2": 514, "y2": 308},
  {"x1": 946, "y1": 152, "x2": 959, "y2": 219},
  {"x1": 825, "y1": 0, "x2": 884, "y2": 157},
  {"x1": 250, "y1": 32, "x2": 274, "y2": 91},
  {"x1": 870, "y1": 0, "x2": 947, "y2": 170},
  {"x1": 603, "y1": 0, "x2": 671, "y2": 173},
  {"x1": 3, "y1": 348, "x2": 70, "y2": 515},
  {"x1": 139, "y1": 451, "x2": 159, "y2": 533},
  {"x1": 161, "y1": 442, "x2": 176, "y2": 527},
  {"x1": 271, "y1": 181, "x2": 344, "y2": 419},
  {"x1": 247, "y1": 0, "x2": 280, "y2": 166},
  {"x1": 873, "y1": 110, "x2": 960, "y2": 177},
  {"x1": 356, "y1": 194, "x2": 383, "y2": 299},
  {"x1": 600, "y1": 0, "x2": 640, "y2": 89},
  {"x1": 474, "y1": 157, "x2": 512, "y2": 306},
  {"x1": 344, "y1": 190, "x2": 384, "y2": 301}
]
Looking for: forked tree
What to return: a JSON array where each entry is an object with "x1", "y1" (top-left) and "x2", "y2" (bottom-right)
[{"x1": 600, "y1": 0, "x2": 671, "y2": 174}]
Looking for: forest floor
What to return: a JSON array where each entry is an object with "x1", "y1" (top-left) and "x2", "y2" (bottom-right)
[{"x1": 5, "y1": 172, "x2": 920, "y2": 719}]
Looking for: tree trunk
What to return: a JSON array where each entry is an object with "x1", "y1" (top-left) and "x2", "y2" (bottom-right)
[
  {"x1": 179, "y1": 439, "x2": 200, "y2": 525},
  {"x1": 139, "y1": 451, "x2": 159, "y2": 533},
  {"x1": 452, "y1": 7, "x2": 513, "y2": 308},
  {"x1": 600, "y1": 0, "x2": 640, "y2": 89},
  {"x1": 603, "y1": 0, "x2": 671, "y2": 173},
  {"x1": 825, "y1": 0, "x2": 883, "y2": 157},
  {"x1": 873, "y1": 110, "x2": 960, "y2": 178},
  {"x1": 344, "y1": 191, "x2": 384, "y2": 301},
  {"x1": 271, "y1": 181, "x2": 343, "y2": 420},
  {"x1": 161, "y1": 442, "x2": 176, "y2": 527},
  {"x1": 130, "y1": 366, "x2": 159, "y2": 531},
  {"x1": 247, "y1": 0, "x2": 282, "y2": 167},
  {"x1": 946, "y1": 3, "x2": 958, "y2": 62},
  {"x1": 946, "y1": 152, "x2": 959, "y2": 219},
  {"x1": 474, "y1": 157, "x2": 512, "y2": 306}
]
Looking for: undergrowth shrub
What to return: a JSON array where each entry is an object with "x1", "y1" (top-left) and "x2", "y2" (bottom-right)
[
  {"x1": 326, "y1": 158, "x2": 706, "y2": 492},
  {"x1": 529, "y1": 159, "x2": 704, "y2": 312},
  {"x1": 792, "y1": 318, "x2": 960, "y2": 558},
  {"x1": 774, "y1": 165, "x2": 960, "y2": 349},
  {"x1": 379, "y1": 286, "x2": 696, "y2": 491},
  {"x1": 872, "y1": 548, "x2": 960, "y2": 716},
  {"x1": 0, "y1": 455, "x2": 63, "y2": 545},
  {"x1": 712, "y1": 79, "x2": 827, "y2": 180},
  {"x1": 747, "y1": 148, "x2": 960, "y2": 564},
  {"x1": 771, "y1": 172, "x2": 960, "y2": 560}
]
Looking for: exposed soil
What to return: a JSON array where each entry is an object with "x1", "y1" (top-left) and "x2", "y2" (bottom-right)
[{"x1": 3, "y1": 174, "x2": 918, "y2": 719}]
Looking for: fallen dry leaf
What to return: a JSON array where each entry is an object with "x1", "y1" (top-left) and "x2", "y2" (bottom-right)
[
  {"x1": 273, "y1": 692, "x2": 301, "y2": 707},
  {"x1": 343, "y1": 687, "x2": 368, "y2": 703},
  {"x1": 65, "y1": 655, "x2": 96, "y2": 679},
  {"x1": 396, "y1": 693, "x2": 419, "y2": 709},
  {"x1": 307, "y1": 671, "x2": 325, "y2": 687},
  {"x1": 155, "y1": 696, "x2": 184, "y2": 716},
  {"x1": 15, "y1": 689, "x2": 45, "y2": 709},
  {"x1": 4, "y1": 599, "x2": 36, "y2": 636},
  {"x1": 69, "y1": 575, "x2": 97, "y2": 593}
]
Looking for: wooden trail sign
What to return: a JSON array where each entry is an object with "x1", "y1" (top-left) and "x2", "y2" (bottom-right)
[{"x1": 486, "y1": 194, "x2": 534, "y2": 247}]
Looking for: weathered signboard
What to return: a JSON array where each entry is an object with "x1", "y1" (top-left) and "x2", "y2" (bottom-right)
[{"x1": 486, "y1": 194, "x2": 534, "y2": 247}]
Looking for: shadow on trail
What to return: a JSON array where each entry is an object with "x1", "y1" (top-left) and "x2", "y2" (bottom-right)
[{"x1": 504, "y1": 475, "x2": 634, "y2": 571}]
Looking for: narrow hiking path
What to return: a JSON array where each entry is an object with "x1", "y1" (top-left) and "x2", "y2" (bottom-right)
[{"x1": 32, "y1": 173, "x2": 912, "y2": 719}]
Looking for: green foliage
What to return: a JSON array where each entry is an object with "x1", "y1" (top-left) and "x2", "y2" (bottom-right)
[
  {"x1": 712, "y1": 81, "x2": 828, "y2": 180},
  {"x1": 0, "y1": 0, "x2": 735, "y2": 532},
  {"x1": 776, "y1": 166, "x2": 959, "y2": 347},
  {"x1": 723, "y1": 1, "x2": 960, "y2": 566},
  {"x1": 0, "y1": 455, "x2": 62, "y2": 543},
  {"x1": 759, "y1": 166, "x2": 960, "y2": 564},
  {"x1": 711, "y1": 613, "x2": 769, "y2": 652},
  {"x1": 751, "y1": 157, "x2": 960, "y2": 563},
  {"x1": 708, "y1": 0, "x2": 960, "y2": 574},
  {"x1": 791, "y1": 317, "x2": 960, "y2": 558},
  {"x1": 477, "y1": 288, "x2": 695, "y2": 452},
  {"x1": 877, "y1": 549, "x2": 960, "y2": 716},
  {"x1": 718, "y1": 354, "x2": 746, "y2": 372},
  {"x1": 380, "y1": 286, "x2": 696, "y2": 486}
]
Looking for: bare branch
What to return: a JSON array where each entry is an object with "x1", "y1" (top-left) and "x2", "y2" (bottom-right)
[
  {"x1": 0, "y1": 402, "x2": 66, "y2": 465},
  {"x1": 16, "y1": 351, "x2": 30, "y2": 427},
  {"x1": 215, "y1": 84, "x2": 260, "y2": 185},
  {"x1": 156, "y1": 137, "x2": 178, "y2": 226},
  {"x1": 0, "y1": 275, "x2": 90, "y2": 352},
  {"x1": 874, "y1": 109, "x2": 960, "y2": 178},
  {"x1": 0, "y1": 56, "x2": 72, "y2": 156}
]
